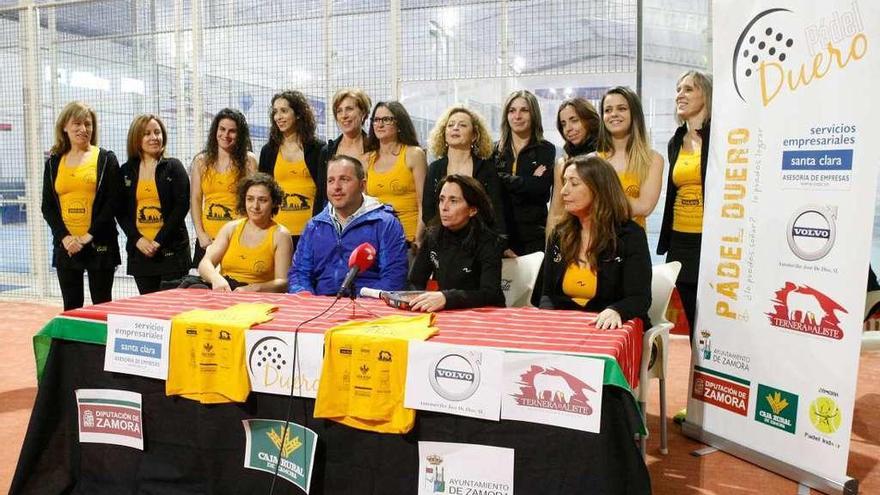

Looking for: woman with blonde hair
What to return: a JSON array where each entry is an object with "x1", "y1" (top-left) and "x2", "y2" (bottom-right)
[
  {"x1": 190, "y1": 108, "x2": 258, "y2": 265},
  {"x1": 118, "y1": 114, "x2": 191, "y2": 294},
  {"x1": 539, "y1": 155, "x2": 652, "y2": 329},
  {"x1": 493, "y1": 90, "x2": 556, "y2": 257},
  {"x1": 596, "y1": 86, "x2": 663, "y2": 229},
  {"x1": 364, "y1": 101, "x2": 428, "y2": 248},
  {"x1": 422, "y1": 105, "x2": 504, "y2": 237},
  {"x1": 41, "y1": 101, "x2": 121, "y2": 310}
]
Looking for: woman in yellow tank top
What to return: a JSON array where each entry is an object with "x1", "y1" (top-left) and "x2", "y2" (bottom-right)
[
  {"x1": 199, "y1": 173, "x2": 293, "y2": 292},
  {"x1": 190, "y1": 108, "x2": 258, "y2": 266},
  {"x1": 364, "y1": 101, "x2": 427, "y2": 246},
  {"x1": 595, "y1": 87, "x2": 664, "y2": 229},
  {"x1": 41, "y1": 101, "x2": 121, "y2": 310},
  {"x1": 258, "y1": 91, "x2": 325, "y2": 253}
]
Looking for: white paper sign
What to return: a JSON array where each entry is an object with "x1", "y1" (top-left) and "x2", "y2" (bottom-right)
[
  {"x1": 418, "y1": 442, "x2": 514, "y2": 495},
  {"x1": 104, "y1": 314, "x2": 171, "y2": 379},
  {"x1": 405, "y1": 341, "x2": 503, "y2": 421},
  {"x1": 500, "y1": 352, "x2": 604, "y2": 433},
  {"x1": 76, "y1": 388, "x2": 143, "y2": 450},
  {"x1": 245, "y1": 330, "x2": 325, "y2": 398}
]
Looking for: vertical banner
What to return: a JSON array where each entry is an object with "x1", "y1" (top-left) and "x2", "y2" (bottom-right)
[{"x1": 685, "y1": 1, "x2": 879, "y2": 492}]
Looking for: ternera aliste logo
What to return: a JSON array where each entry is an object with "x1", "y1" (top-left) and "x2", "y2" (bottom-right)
[
  {"x1": 732, "y1": 3, "x2": 868, "y2": 107},
  {"x1": 766, "y1": 282, "x2": 848, "y2": 339}
]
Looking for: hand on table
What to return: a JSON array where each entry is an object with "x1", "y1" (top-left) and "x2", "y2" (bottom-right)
[
  {"x1": 233, "y1": 284, "x2": 259, "y2": 293},
  {"x1": 211, "y1": 278, "x2": 232, "y2": 292},
  {"x1": 593, "y1": 308, "x2": 622, "y2": 330},
  {"x1": 409, "y1": 291, "x2": 446, "y2": 313}
]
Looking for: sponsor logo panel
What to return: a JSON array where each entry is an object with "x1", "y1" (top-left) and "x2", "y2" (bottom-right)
[
  {"x1": 76, "y1": 389, "x2": 144, "y2": 450},
  {"x1": 753, "y1": 384, "x2": 799, "y2": 434},
  {"x1": 766, "y1": 282, "x2": 847, "y2": 340},
  {"x1": 242, "y1": 419, "x2": 317, "y2": 492},
  {"x1": 691, "y1": 366, "x2": 750, "y2": 416},
  {"x1": 418, "y1": 442, "x2": 514, "y2": 495}
]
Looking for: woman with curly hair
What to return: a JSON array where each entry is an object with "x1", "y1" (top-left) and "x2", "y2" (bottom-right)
[
  {"x1": 422, "y1": 105, "x2": 505, "y2": 237},
  {"x1": 258, "y1": 90, "x2": 325, "y2": 251},
  {"x1": 364, "y1": 101, "x2": 428, "y2": 248},
  {"x1": 198, "y1": 172, "x2": 292, "y2": 292},
  {"x1": 190, "y1": 108, "x2": 257, "y2": 265}
]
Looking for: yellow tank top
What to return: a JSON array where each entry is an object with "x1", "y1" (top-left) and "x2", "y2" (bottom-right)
[
  {"x1": 314, "y1": 314, "x2": 439, "y2": 434},
  {"x1": 273, "y1": 153, "x2": 315, "y2": 235},
  {"x1": 672, "y1": 149, "x2": 703, "y2": 233},
  {"x1": 166, "y1": 302, "x2": 277, "y2": 404},
  {"x1": 201, "y1": 166, "x2": 240, "y2": 239},
  {"x1": 55, "y1": 146, "x2": 98, "y2": 236},
  {"x1": 220, "y1": 220, "x2": 278, "y2": 285},
  {"x1": 136, "y1": 178, "x2": 163, "y2": 241},
  {"x1": 562, "y1": 262, "x2": 597, "y2": 307},
  {"x1": 366, "y1": 146, "x2": 419, "y2": 240},
  {"x1": 617, "y1": 171, "x2": 646, "y2": 229}
]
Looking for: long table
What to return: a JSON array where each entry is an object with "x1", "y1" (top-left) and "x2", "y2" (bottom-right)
[{"x1": 12, "y1": 289, "x2": 651, "y2": 495}]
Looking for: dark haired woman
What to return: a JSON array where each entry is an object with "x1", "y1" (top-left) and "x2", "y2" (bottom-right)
[
  {"x1": 258, "y1": 90, "x2": 325, "y2": 252},
  {"x1": 365, "y1": 101, "x2": 428, "y2": 247},
  {"x1": 548, "y1": 97, "x2": 601, "y2": 232},
  {"x1": 493, "y1": 90, "x2": 556, "y2": 257},
  {"x1": 41, "y1": 101, "x2": 121, "y2": 310},
  {"x1": 408, "y1": 175, "x2": 505, "y2": 312},
  {"x1": 190, "y1": 108, "x2": 257, "y2": 265},
  {"x1": 657, "y1": 71, "x2": 713, "y2": 335},
  {"x1": 540, "y1": 156, "x2": 652, "y2": 329},
  {"x1": 119, "y1": 114, "x2": 191, "y2": 294},
  {"x1": 198, "y1": 172, "x2": 293, "y2": 292}
]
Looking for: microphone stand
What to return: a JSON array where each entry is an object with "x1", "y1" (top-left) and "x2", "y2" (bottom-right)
[{"x1": 324, "y1": 286, "x2": 380, "y2": 321}]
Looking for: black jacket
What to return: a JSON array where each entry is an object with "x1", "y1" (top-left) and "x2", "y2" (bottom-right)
[
  {"x1": 493, "y1": 139, "x2": 556, "y2": 254},
  {"x1": 118, "y1": 157, "x2": 191, "y2": 275},
  {"x1": 259, "y1": 137, "x2": 326, "y2": 217},
  {"x1": 409, "y1": 223, "x2": 505, "y2": 310},
  {"x1": 539, "y1": 220, "x2": 652, "y2": 327},
  {"x1": 657, "y1": 122, "x2": 711, "y2": 255},
  {"x1": 41, "y1": 147, "x2": 121, "y2": 268},
  {"x1": 421, "y1": 155, "x2": 507, "y2": 237}
]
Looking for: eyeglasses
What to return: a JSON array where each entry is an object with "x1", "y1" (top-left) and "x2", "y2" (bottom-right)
[{"x1": 372, "y1": 116, "x2": 396, "y2": 126}]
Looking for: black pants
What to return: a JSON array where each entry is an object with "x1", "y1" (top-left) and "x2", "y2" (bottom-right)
[
  {"x1": 134, "y1": 271, "x2": 188, "y2": 295},
  {"x1": 56, "y1": 266, "x2": 115, "y2": 311},
  {"x1": 676, "y1": 281, "x2": 698, "y2": 340}
]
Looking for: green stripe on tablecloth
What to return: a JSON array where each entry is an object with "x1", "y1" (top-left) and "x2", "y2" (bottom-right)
[
  {"x1": 77, "y1": 398, "x2": 141, "y2": 408},
  {"x1": 34, "y1": 317, "x2": 108, "y2": 383}
]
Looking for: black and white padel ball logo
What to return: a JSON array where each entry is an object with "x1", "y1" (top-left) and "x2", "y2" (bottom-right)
[
  {"x1": 786, "y1": 205, "x2": 836, "y2": 261},
  {"x1": 429, "y1": 352, "x2": 481, "y2": 401}
]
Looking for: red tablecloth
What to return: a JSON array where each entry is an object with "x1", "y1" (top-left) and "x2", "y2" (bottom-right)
[{"x1": 64, "y1": 288, "x2": 643, "y2": 389}]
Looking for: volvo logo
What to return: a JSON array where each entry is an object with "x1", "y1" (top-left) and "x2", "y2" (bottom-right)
[
  {"x1": 786, "y1": 205, "x2": 836, "y2": 261},
  {"x1": 428, "y1": 352, "x2": 481, "y2": 401}
]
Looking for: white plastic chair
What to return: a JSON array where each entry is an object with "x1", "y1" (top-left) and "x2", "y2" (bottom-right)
[
  {"x1": 637, "y1": 261, "x2": 681, "y2": 456},
  {"x1": 500, "y1": 252, "x2": 545, "y2": 308}
]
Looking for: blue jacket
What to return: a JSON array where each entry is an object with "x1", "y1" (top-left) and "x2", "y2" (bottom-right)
[{"x1": 288, "y1": 197, "x2": 409, "y2": 296}]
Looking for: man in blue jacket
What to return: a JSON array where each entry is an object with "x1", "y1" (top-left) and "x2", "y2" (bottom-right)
[{"x1": 289, "y1": 154, "x2": 408, "y2": 296}]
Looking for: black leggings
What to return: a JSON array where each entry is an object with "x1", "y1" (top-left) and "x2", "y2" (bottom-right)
[
  {"x1": 676, "y1": 281, "x2": 698, "y2": 340},
  {"x1": 56, "y1": 266, "x2": 115, "y2": 311},
  {"x1": 134, "y1": 271, "x2": 188, "y2": 295}
]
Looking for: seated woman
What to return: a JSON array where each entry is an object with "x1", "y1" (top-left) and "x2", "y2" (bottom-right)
[
  {"x1": 539, "y1": 155, "x2": 652, "y2": 329},
  {"x1": 198, "y1": 173, "x2": 293, "y2": 292},
  {"x1": 408, "y1": 175, "x2": 505, "y2": 312}
]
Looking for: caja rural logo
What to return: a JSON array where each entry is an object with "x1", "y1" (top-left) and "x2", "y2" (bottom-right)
[
  {"x1": 732, "y1": 4, "x2": 867, "y2": 107},
  {"x1": 766, "y1": 282, "x2": 847, "y2": 339},
  {"x1": 511, "y1": 365, "x2": 596, "y2": 415}
]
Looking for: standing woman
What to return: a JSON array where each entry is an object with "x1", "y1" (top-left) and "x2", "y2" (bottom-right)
[
  {"x1": 364, "y1": 101, "x2": 428, "y2": 247},
  {"x1": 494, "y1": 90, "x2": 556, "y2": 257},
  {"x1": 657, "y1": 71, "x2": 712, "y2": 335},
  {"x1": 190, "y1": 108, "x2": 257, "y2": 265},
  {"x1": 423, "y1": 105, "x2": 505, "y2": 237},
  {"x1": 41, "y1": 101, "x2": 121, "y2": 310},
  {"x1": 258, "y1": 90, "x2": 325, "y2": 252},
  {"x1": 547, "y1": 97, "x2": 601, "y2": 232},
  {"x1": 118, "y1": 115, "x2": 191, "y2": 294},
  {"x1": 322, "y1": 88, "x2": 371, "y2": 166},
  {"x1": 595, "y1": 86, "x2": 664, "y2": 229}
]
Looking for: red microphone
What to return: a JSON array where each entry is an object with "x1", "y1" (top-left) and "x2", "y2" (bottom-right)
[{"x1": 337, "y1": 242, "x2": 377, "y2": 298}]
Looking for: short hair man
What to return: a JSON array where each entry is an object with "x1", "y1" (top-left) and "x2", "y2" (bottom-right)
[{"x1": 288, "y1": 155, "x2": 408, "y2": 296}]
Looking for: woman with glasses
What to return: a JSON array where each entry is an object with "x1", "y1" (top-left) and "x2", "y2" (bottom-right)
[
  {"x1": 41, "y1": 101, "x2": 121, "y2": 310},
  {"x1": 364, "y1": 101, "x2": 428, "y2": 248},
  {"x1": 596, "y1": 86, "x2": 664, "y2": 229},
  {"x1": 118, "y1": 114, "x2": 191, "y2": 294},
  {"x1": 493, "y1": 90, "x2": 556, "y2": 257},
  {"x1": 258, "y1": 90, "x2": 325, "y2": 252},
  {"x1": 190, "y1": 108, "x2": 257, "y2": 265}
]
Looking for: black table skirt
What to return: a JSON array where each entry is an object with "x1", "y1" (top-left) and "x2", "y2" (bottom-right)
[{"x1": 11, "y1": 339, "x2": 651, "y2": 495}]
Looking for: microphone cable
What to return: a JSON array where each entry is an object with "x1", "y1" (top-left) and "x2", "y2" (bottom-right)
[{"x1": 267, "y1": 294, "x2": 342, "y2": 495}]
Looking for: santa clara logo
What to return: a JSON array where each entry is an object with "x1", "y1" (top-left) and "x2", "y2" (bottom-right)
[
  {"x1": 511, "y1": 365, "x2": 595, "y2": 415},
  {"x1": 766, "y1": 282, "x2": 847, "y2": 340}
]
